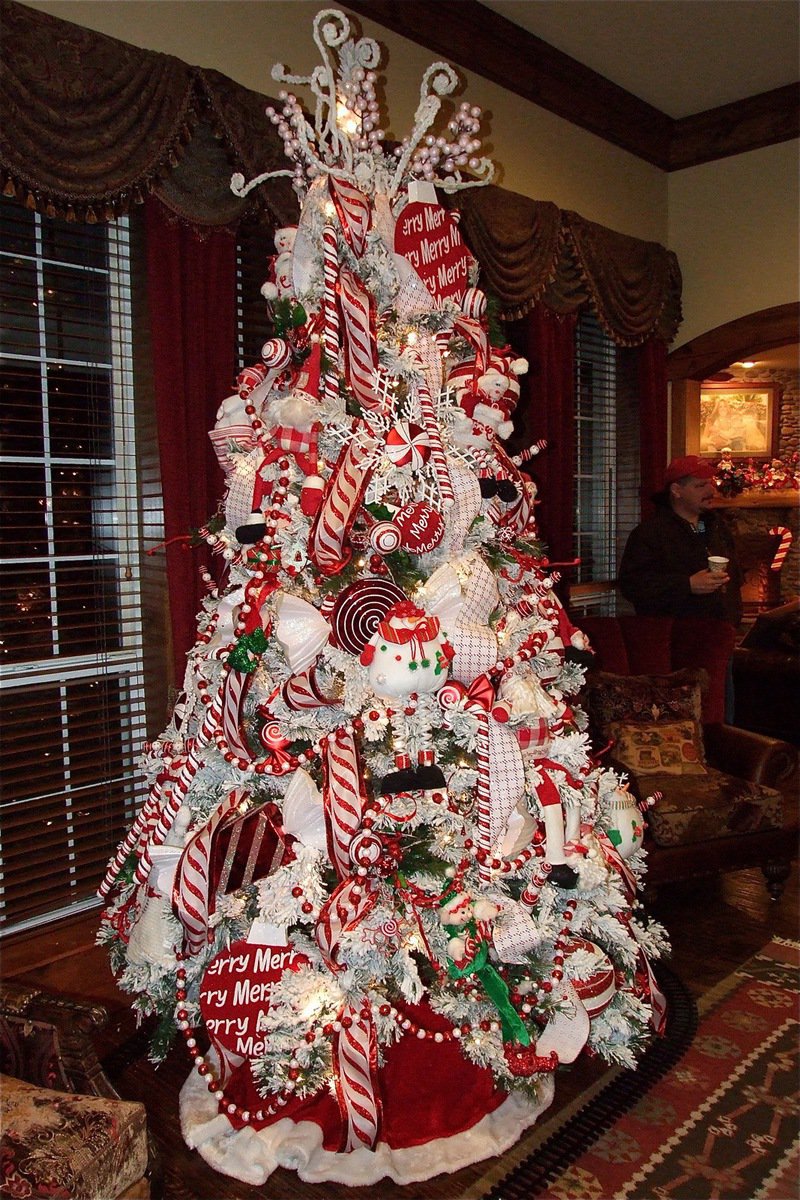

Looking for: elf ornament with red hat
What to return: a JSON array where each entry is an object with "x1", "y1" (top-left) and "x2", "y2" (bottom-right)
[{"x1": 100, "y1": 10, "x2": 669, "y2": 1189}]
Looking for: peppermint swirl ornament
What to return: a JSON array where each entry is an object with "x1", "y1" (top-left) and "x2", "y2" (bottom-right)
[
  {"x1": 329, "y1": 578, "x2": 406, "y2": 656},
  {"x1": 385, "y1": 421, "x2": 431, "y2": 469},
  {"x1": 260, "y1": 337, "x2": 292, "y2": 370}
]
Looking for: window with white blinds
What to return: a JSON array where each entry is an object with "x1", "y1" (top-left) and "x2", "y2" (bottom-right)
[
  {"x1": 0, "y1": 199, "x2": 147, "y2": 933},
  {"x1": 572, "y1": 309, "x2": 641, "y2": 614}
]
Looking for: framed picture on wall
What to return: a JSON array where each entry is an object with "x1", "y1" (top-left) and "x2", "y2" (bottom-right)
[{"x1": 697, "y1": 382, "x2": 779, "y2": 459}]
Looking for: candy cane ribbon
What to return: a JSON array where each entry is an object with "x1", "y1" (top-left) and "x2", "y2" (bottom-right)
[
  {"x1": 315, "y1": 876, "x2": 379, "y2": 971},
  {"x1": 329, "y1": 173, "x2": 371, "y2": 258},
  {"x1": 308, "y1": 432, "x2": 378, "y2": 573},
  {"x1": 332, "y1": 1000, "x2": 382, "y2": 1151},
  {"x1": 282, "y1": 665, "x2": 336, "y2": 710},
  {"x1": 411, "y1": 368, "x2": 454, "y2": 507},
  {"x1": 439, "y1": 675, "x2": 495, "y2": 877},
  {"x1": 323, "y1": 727, "x2": 369, "y2": 879},
  {"x1": 338, "y1": 269, "x2": 384, "y2": 413},
  {"x1": 221, "y1": 668, "x2": 253, "y2": 762},
  {"x1": 172, "y1": 788, "x2": 245, "y2": 956}
]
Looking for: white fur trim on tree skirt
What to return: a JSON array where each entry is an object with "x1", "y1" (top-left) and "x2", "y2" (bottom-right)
[{"x1": 179, "y1": 1071, "x2": 554, "y2": 1186}]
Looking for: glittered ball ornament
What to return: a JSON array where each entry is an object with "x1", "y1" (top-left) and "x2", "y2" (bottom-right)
[
  {"x1": 394, "y1": 502, "x2": 445, "y2": 553},
  {"x1": 369, "y1": 521, "x2": 402, "y2": 555},
  {"x1": 385, "y1": 421, "x2": 431, "y2": 470}
]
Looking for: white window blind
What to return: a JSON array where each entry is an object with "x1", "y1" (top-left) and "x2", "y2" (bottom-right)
[
  {"x1": 0, "y1": 199, "x2": 147, "y2": 933},
  {"x1": 572, "y1": 310, "x2": 641, "y2": 615}
]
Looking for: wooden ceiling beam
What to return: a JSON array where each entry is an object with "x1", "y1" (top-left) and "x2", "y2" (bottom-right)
[
  {"x1": 344, "y1": 2, "x2": 799, "y2": 172},
  {"x1": 344, "y1": 0, "x2": 672, "y2": 168}
]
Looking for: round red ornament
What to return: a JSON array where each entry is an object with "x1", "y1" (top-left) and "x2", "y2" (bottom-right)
[{"x1": 394, "y1": 502, "x2": 445, "y2": 553}]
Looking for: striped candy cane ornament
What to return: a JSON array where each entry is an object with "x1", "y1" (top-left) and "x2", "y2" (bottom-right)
[
  {"x1": 322, "y1": 727, "x2": 369, "y2": 880},
  {"x1": 322, "y1": 223, "x2": 341, "y2": 407},
  {"x1": 769, "y1": 525, "x2": 793, "y2": 571},
  {"x1": 172, "y1": 788, "x2": 245, "y2": 956}
]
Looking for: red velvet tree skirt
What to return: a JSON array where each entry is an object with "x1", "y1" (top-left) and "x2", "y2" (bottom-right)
[{"x1": 179, "y1": 1027, "x2": 554, "y2": 1186}]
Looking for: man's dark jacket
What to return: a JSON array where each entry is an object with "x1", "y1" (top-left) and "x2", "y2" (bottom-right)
[{"x1": 619, "y1": 500, "x2": 742, "y2": 625}]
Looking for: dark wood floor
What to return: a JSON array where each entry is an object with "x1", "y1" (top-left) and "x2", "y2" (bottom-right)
[{"x1": 3, "y1": 864, "x2": 798, "y2": 1198}]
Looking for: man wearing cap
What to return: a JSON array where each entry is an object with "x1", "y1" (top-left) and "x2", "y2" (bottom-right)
[{"x1": 618, "y1": 455, "x2": 742, "y2": 626}]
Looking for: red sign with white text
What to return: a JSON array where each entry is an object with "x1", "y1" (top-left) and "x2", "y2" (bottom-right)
[
  {"x1": 394, "y1": 202, "x2": 474, "y2": 306},
  {"x1": 199, "y1": 939, "x2": 308, "y2": 1060}
]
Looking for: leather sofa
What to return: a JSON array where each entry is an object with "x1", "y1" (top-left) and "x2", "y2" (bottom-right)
[{"x1": 577, "y1": 614, "x2": 799, "y2": 898}]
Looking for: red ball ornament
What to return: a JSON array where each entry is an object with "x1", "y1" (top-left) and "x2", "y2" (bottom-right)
[{"x1": 394, "y1": 502, "x2": 445, "y2": 553}]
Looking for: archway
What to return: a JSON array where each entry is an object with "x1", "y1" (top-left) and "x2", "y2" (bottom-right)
[{"x1": 667, "y1": 302, "x2": 799, "y2": 381}]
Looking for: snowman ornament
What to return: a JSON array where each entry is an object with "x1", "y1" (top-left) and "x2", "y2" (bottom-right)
[{"x1": 360, "y1": 601, "x2": 454, "y2": 794}]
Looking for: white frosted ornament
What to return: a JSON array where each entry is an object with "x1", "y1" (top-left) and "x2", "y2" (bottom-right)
[{"x1": 600, "y1": 783, "x2": 645, "y2": 860}]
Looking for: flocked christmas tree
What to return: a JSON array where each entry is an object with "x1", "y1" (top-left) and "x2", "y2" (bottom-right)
[{"x1": 99, "y1": 10, "x2": 668, "y2": 1187}]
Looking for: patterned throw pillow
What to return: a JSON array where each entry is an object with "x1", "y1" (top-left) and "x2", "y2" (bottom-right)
[
  {"x1": 607, "y1": 719, "x2": 708, "y2": 775},
  {"x1": 582, "y1": 668, "x2": 706, "y2": 738}
]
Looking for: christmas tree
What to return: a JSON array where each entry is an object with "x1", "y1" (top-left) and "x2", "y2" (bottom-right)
[{"x1": 99, "y1": 10, "x2": 668, "y2": 1187}]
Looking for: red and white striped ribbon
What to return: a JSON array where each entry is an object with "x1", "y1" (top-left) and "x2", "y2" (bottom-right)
[
  {"x1": 329, "y1": 173, "x2": 371, "y2": 258},
  {"x1": 172, "y1": 788, "x2": 245, "y2": 956},
  {"x1": 308, "y1": 433, "x2": 377, "y2": 574},
  {"x1": 338, "y1": 269, "x2": 383, "y2": 413},
  {"x1": 768, "y1": 525, "x2": 792, "y2": 571},
  {"x1": 322, "y1": 727, "x2": 368, "y2": 880},
  {"x1": 332, "y1": 1001, "x2": 382, "y2": 1151},
  {"x1": 322, "y1": 224, "x2": 341, "y2": 407},
  {"x1": 414, "y1": 372, "x2": 454, "y2": 508},
  {"x1": 439, "y1": 677, "x2": 495, "y2": 879},
  {"x1": 315, "y1": 877, "x2": 379, "y2": 971},
  {"x1": 282, "y1": 665, "x2": 336, "y2": 710},
  {"x1": 221, "y1": 668, "x2": 253, "y2": 762}
]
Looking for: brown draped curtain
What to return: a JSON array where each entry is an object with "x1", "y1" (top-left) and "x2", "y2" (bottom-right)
[{"x1": 454, "y1": 185, "x2": 678, "y2": 543}]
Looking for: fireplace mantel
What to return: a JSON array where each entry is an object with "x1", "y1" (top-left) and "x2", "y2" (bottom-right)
[{"x1": 713, "y1": 489, "x2": 799, "y2": 510}]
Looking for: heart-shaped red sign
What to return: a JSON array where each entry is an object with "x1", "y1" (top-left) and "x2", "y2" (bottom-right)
[
  {"x1": 395, "y1": 202, "x2": 474, "y2": 305},
  {"x1": 199, "y1": 939, "x2": 308, "y2": 1060}
]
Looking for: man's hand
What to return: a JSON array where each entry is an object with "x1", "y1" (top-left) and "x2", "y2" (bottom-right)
[{"x1": 690, "y1": 568, "x2": 729, "y2": 594}]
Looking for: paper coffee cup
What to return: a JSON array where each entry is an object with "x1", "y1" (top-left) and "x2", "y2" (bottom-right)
[{"x1": 708, "y1": 556, "x2": 729, "y2": 574}]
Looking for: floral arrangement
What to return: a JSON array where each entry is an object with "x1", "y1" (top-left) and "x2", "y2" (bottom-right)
[{"x1": 714, "y1": 449, "x2": 800, "y2": 497}]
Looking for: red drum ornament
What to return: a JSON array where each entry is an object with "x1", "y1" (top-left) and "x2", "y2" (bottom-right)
[
  {"x1": 395, "y1": 502, "x2": 445, "y2": 553},
  {"x1": 329, "y1": 578, "x2": 407, "y2": 656},
  {"x1": 562, "y1": 938, "x2": 617, "y2": 1018},
  {"x1": 199, "y1": 939, "x2": 309, "y2": 1062},
  {"x1": 385, "y1": 421, "x2": 430, "y2": 469}
]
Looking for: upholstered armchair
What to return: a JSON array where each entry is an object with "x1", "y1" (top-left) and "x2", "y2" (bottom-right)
[
  {"x1": 0, "y1": 981, "x2": 157, "y2": 1199},
  {"x1": 578, "y1": 615, "x2": 799, "y2": 899}
]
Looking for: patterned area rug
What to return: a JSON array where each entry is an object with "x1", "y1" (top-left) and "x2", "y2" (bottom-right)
[{"x1": 485, "y1": 937, "x2": 799, "y2": 1200}]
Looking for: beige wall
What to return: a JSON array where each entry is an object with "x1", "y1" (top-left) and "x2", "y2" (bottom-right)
[
  {"x1": 668, "y1": 140, "x2": 800, "y2": 348},
  {"x1": 23, "y1": 2, "x2": 799, "y2": 350}
]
